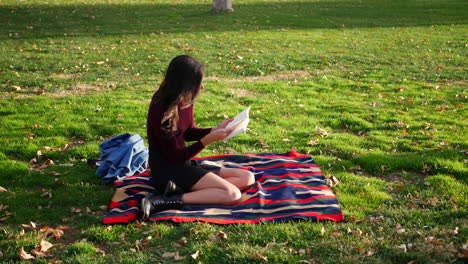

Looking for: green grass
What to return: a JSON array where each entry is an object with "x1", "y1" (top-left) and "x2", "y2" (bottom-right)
[{"x1": 0, "y1": 0, "x2": 467, "y2": 263}]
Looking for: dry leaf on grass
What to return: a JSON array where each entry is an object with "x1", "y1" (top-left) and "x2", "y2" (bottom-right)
[
  {"x1": 218, "y1": 231, "x2": 228, "y2": 240},
  {"x1": 326, "y1": 175, "x2": 340, "y2": 187},
  {"x1": 315, "y1": 126, "x2": 329, "y2": 138},
  {"x1": 95, "y1": 248, "x2": 106, "y2": 257},
  {"x1": 249, "y1": 253, "x2": 268, "y2": 261},
  {"x1": 191, "y1": 250, "x2": 200, "y2": 260},
  {"x1": 21, "y1": 221, "x2": 38, "y2": 230},
  {"x1": 0, "y1": 186, "x2": 7, "y2": 192},
  {"x1": 307, "y1": 138, "x2": 319, "y2": 146},
  {"x1": 40, "y1": 226, "x2": 66, "y2": 239},
  {"x1": 39, "y1": 239, "x2": 53, "y2": 252},
  {"x1": 19, "y1": 247, "x2": 34, "y2": 260},
  {"x1": 162, "y1": 251, "x2": 185, "y2": 260},
  {"x1": 321, "y1": 226, "x2": 326, "y2": 236},
  {"x1": 162, "y1": 252, "x2": 176, "y2": 258}
]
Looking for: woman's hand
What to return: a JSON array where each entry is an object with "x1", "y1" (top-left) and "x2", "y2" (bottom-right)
[
  {"x1": 201, "y1": 127, "x2": 234, "y2": 146},
  {"x1": 213, "y1": 118, "x2": 234, "y2": 131}
]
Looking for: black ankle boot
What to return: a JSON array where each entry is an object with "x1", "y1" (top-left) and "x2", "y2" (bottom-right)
[
  {"x1": 141, "y1": 193, "x2": 183, "y2": 219},
  {"x1": 163, "y1": 180, "x2": 184, "y2": 196}
]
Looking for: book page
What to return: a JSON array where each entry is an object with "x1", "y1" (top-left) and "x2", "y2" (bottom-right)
[{"x1": 225, "y1": 106, "x2": 251, "y2": 140}]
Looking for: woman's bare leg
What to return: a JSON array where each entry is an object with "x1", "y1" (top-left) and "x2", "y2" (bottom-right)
[
  {"x1": 215, "y1": 168, "x2": 255, "y2": 190},
  {"x1": 182, "y1": 172, "x2": 242, "y2": 205}
]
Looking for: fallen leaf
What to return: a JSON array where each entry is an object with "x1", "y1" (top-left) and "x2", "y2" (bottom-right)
[
  {"x1": 0, "y1": 186, "x2": 7, "y2": 192},
  {"x1": 265, "y1": 240, "x2": 288, "y2": 248},
  {"x1": 249, "y1": 253, "x2": 268, "y2": 261},
  {"x1": 315, "y1": 126, "x2": 328, "y2": 137},
  {"x1": 95, "y1": 248, "x2": 106, "y2": 257},
  {"x1": 71, "y1": 207, "x2": 82, "y2": 213},
  {"x1": 40, "y1": 191, "x2": 52, "y2": 198},
  {"x1": 19, "y1": 247, "x2": 35, "y2": 260},
  {"x1": 449, "y1": 227, "x2": 459, "y2": 235},
  {"x1": 218, "y1": 231, "x2": 228, "y2": 240},
  {"x1": 420, "y1": 85, "x2": 440, "y2": 89},
  {"x1": 396, "y1": 244, "x2": 407, "y2": 252},
  {"x1": 22, "y1": 221, "x2": 38, "y2": 230},
  {"x1": 191, "y1": 250, "x2": 200, "y2": 260},
  {"x1": 54, "y1": 178, "x2": 68, "y2": 185},
  {"x1": 143, "y1": 235, "x2": 152, "y2": 242},
  {"x1": 326, "y1": 175, "x2": 340, "y2": 187},
  {"x1": 162, "y1": 250, "x2": 185, "y2": 260},
  {"x1": 430, "y1": 240, "x2": 446, "y2": 246},
  {"x1": 40, "y1": 226, "x2": 65, "y2": 238},
  {"x1": 31, "y1": 248, "x2": 46, "y2": 258},
  {"x1": 39, "y1": 239, "x2": 53, "y2": 252},
  {"x1": 307, "y1": 138, "x2": 319, "y2": 146},
  {"x1": 396, "y1": 223, "x2": 405, "y2": 234},
  {"x1": 180, "y1": 237, "x2": 188, "y2": 244},
  {"x1": 174, "y1": 251, "x2": 185, "y2": 260}
]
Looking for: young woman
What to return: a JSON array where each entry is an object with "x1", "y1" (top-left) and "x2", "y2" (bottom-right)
[{"x1": 142, "y1": 55, "x2": 255, "y2": 219}]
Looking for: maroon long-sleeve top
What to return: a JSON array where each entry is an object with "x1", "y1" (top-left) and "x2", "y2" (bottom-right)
[{"x1": 147, "y1": 98, "x2": 211, "y2": 166}]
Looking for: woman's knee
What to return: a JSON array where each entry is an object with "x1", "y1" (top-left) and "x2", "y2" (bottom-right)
[
  {"x1": 244, "y1": 171, "x2": 255, "y2": 185},
  {"x1": 226, "y1": 186, "x2": 242, "y2": 203},
  {"x1": 238, "y1": 170, "x2": 255, "y2": 188}
]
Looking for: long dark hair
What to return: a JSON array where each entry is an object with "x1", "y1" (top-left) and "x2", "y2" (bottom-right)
[{"x1": 154, "y1": 55, "x2": 204, "y2": 136}]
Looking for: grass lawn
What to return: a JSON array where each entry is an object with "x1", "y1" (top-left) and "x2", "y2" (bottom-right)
[{"x1": 0, "y1": 0, "x2": 467, "y2": 263}]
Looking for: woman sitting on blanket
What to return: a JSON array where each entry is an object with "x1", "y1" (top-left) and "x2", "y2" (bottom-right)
[{"x1": 142, "y1": 55, "x2": 255, "y2": 219}]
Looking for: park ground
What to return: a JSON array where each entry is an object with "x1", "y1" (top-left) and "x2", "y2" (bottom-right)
[{"x1": 0, "y1": 0, "x2": 467, "y2": 263}]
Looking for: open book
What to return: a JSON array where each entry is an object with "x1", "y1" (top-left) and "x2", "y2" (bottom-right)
[{"x1": 224, "y1": 106, "x2": 251, "y2": 140}]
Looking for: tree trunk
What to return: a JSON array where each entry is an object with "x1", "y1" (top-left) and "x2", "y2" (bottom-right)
[{"x1": 212, "y1": 0, "x2": 233, "y2": 12}]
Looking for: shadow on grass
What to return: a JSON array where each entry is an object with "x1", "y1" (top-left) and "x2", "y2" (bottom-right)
[{"x1": 1, "y1": 0, "x2": 467, "y2": 39}]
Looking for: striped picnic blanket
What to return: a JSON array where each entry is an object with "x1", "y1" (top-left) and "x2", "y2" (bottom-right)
[{"x1": 102, "y1": 152, "x2": 343, "y2": 224}]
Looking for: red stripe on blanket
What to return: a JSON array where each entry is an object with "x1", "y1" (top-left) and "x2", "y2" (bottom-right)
[
  {"x1": 109, "y1": 201, "x2": 124, "y2": 209},
  {"x1": 150, "y1": 212, "x2": 343, "y2": 224},
  {"x1": 244, "y1": 152, "x2": 310, "y2": 159},
  {"x1": 239, "y1": 163, "x2": 319, "y2": 171},
  {"x1": 245, "y1": 184, "x2": 331, "y2": 192},
  {"x1": 102, "y1": 212, "x2": 138, "y2": 224},
  {"x1": 192, "y1": 152, "x2": 310, "y2": 160},
  {"x1": 239, "y1": 195, "x2": 338, "y2": 205}
]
